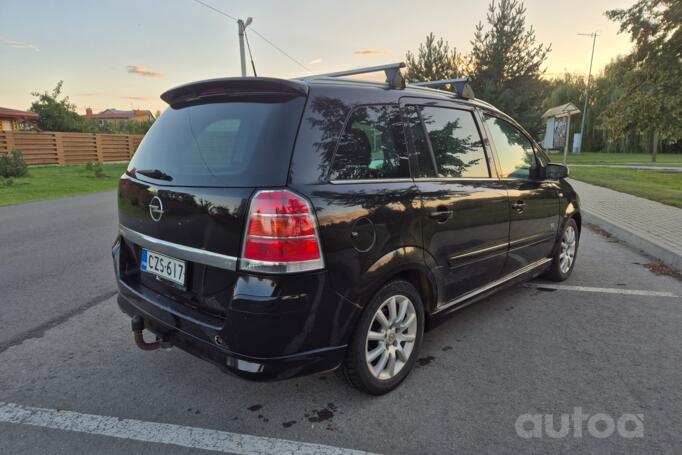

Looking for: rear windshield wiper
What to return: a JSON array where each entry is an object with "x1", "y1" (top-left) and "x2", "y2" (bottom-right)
[{"x1": 135, "y1": 169, "x2": 173, "y2": 181}]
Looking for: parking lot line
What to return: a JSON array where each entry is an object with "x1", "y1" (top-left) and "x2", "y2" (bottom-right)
[
  {"x1": 0, "y1": 402, "x2": 376, "y2": 455},
  {"x1": 525, "y1": 283, "x2": 679, "y2": 298}
]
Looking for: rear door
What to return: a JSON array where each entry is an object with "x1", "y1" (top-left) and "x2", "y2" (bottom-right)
[
  {"x1": 307, "y1": 102, "x2": 420, "y2": 289},
  {"x1": 403, "y1": 99, "x2": 510, "y2": 305},
  {"x1": 481, "y1": 114, "x2": 560, "y2": 273},
  {"x1": 117, "y1": 86, "x2": 306, "y2": 318}
]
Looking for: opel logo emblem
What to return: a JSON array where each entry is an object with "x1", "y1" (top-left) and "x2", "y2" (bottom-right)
[{"x1": 148, "y1": 196, "x2": 164, "y2": 222}]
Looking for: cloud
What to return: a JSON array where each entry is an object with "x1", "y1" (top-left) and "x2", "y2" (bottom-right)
[
  {"x1": 126, "y1": 65, "x2": 162, "y2": 78},
  {"x1": 309, "y1": 58, "x2": 322, "y2": 65},
  {"x1": 0, "y1": 37, "x2": 39, "y2": 52},
  {"x1": 121, "y1": 95, "x2": 155, "y2": 101},
  {"x1": 353, "y1": 49, "x2": 389, "y2": 56},
  {"x1": 78, "y1": 92, "x2": 102, "y2": 97}
]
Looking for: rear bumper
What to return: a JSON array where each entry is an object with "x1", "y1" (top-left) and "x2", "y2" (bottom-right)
[
  {"x1": 113, "y1": 237, "x2": 357, "y2": 381},
  {"x1": 117, "y1": 284, "x2": 347, "y2": 381}
]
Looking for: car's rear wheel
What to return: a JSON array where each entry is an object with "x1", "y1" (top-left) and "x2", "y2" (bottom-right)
[
  {"x1": 544, "y1": 218, "x2": 579, "y2": 281},
  {"x1": 342, "y1": 280, "x2": 424, "y2": 395}
]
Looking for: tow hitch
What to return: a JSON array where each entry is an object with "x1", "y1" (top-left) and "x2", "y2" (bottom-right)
[{"x1": 131, "y1": 315, "x2": 170, "y2": 351}]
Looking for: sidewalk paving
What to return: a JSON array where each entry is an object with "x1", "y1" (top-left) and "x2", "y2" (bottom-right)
[{"x1": 568, "y1": 179, "x2": 682, "y2": 270}]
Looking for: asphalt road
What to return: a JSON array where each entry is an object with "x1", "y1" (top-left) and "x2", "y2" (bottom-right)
[
  {"x1": 1, "y1": 191, "x2": 681, "y2": 454},
  {"x1": 0, "y1": 191, "x2": 119, "y2": 349}
]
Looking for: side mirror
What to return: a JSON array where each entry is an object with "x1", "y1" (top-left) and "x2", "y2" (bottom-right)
[{"x1": 545, "y1": 163, "x2": 569, "y2": 180}]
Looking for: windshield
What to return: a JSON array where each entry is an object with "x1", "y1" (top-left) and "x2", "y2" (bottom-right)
[{"x1": 127, "y1": 96, "x2": 306, "y2": 187}]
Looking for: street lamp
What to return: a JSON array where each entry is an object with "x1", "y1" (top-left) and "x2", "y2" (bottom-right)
[
  {"x1": 577, "y1": 32, "x2": 598, "y2": 154},
  {"x1": 238, "y1": 17, "x2": 253, "y2": 77}
]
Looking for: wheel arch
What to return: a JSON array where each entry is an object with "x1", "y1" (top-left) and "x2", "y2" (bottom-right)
[{"x1": 360, "y1": 246, "x2": 441, "y2": 316}]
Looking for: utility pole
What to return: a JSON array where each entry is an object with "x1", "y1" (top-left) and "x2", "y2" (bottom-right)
[
  {"x1": 237, "y1": 17, "x2": 253, "y2": 77},
  {"x1": 577, "y1": 32, "x2": 598, "y2": 154}
]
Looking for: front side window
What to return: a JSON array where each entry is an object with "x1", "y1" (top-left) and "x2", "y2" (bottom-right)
[
  {"x1": 484, "y1": 116, "x2": 538, "y2": 179},
  {"x1": 418, "y1": 106, "x2": 489, "y2": 178},
  {"x1": 329, "y1": 105, "x2": 409, "y2": 180}
]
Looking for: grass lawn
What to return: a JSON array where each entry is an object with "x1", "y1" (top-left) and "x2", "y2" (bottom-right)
[
  {"x1": 570, "y1": 166, "x2": 682, "y2": 208},
  {"x1": 0, "y1": 163, "x2": 128, "y2": 207},
  {"x1": 564, "y1": 152, "x2": 682, "y2": 166}
]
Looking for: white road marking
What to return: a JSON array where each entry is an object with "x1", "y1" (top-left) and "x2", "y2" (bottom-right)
[
  {"x1": 0, "y1": 402, "x2": 377, "y2": 455},
  {"x1": 525, "y1": 283, "x2": 679, "y2": 298}
]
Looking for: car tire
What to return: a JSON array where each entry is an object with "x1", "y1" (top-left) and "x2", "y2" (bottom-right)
[
  {"x1": 544, "y1": 217, "x2": 580, "y2": 282},
  {"x1": 342, "y1": 280, "x2": 424, "y2": 395}
]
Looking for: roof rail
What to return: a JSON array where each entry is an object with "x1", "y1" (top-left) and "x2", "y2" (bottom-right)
[
  {"x1": 409, "y1": 77, "x2": 475, "y2": 100},
  {"x1": 301, "y1": 62, "x2": 406, "y2": 89}
]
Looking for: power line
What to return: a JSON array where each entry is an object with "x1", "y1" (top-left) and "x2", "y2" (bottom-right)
[
  {"x1": 243, "y1": 29, "x2": 257, "y2": 76},
  {"x1": 191, "y1": 0, "x2": 311, "y2": 73},
  {"x1": 192, "y1": 0, "x2": 237, "y2": 21},
  {"x1": 247, "y1": 28, "x2": 311, "y2": 73}
]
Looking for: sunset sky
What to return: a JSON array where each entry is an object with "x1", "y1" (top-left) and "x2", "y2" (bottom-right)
[{"x1": 0, "y1": 0, "x2": 634, "y2": 115}]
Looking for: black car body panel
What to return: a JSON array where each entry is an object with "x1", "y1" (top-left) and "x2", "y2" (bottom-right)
[{"x1": 113, "y1": 76, "x2": 580, "y2": 381}]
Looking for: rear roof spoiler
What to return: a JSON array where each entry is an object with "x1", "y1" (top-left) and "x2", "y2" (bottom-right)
[{"x1": 161, "y1": 77, "x2": 308, "y2": 106}]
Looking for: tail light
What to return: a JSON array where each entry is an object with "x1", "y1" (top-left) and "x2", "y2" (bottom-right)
[{"x1": 240, "y1": 189, "x2": 324, "y2": 273}]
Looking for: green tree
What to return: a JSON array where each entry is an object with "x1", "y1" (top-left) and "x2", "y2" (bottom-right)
[
  {"x1": 542, "y1": 74, "x2": 586, "y2": 113},
  {"x1": 470, "y1": 0, "x2": 551, "y2": 135},
  {"x1": 602, "y1": 0, "x2": 682, "y2": 160},
  {"x1": 85, "y1": 118, "x2": 154, "y2": 135},
  {"x1": 405, "y1": 33, "x2": 472, "y2": 84},
  {"x1": 29, "y1": 81, "x2": 88, "y2": 132}
]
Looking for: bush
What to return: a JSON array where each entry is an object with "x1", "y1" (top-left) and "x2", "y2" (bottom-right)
[
  {"x1": 84, "y1": 161, "x2": 94, "y2": 171},
  {"x1": 0, "y1": 149, "x2": 29, "y2": 178},
  {"x1": 92, "y1": 162, "x2": 106, "y2": 178}
]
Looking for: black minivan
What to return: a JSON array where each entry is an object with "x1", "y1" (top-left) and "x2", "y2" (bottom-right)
[{"x1": 113, "y1": 64, "x2": 580, "y2": 394}]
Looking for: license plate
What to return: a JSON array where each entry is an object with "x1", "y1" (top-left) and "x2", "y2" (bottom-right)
[{"x1": 141, "y1": 249, "x2": 186, "y2": 286}]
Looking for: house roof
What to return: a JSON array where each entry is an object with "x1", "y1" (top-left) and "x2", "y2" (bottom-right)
[
  {"x1": 542, "y1": 102, "x2": 581, "y2": 119},
  {"x1": 89, "y1": 109, "x2": 154, "y2": 120},
  {"x1": 0, "y1": 107, "x2": 39, "y2": 120}
]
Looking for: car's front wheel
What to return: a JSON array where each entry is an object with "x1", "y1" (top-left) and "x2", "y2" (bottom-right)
[
  {"x1": 342, "y1": 280, "x2": 424, "y2": 395},
  {"x1": 545, "y1": 217, "x2": 580, "y2": 281}
]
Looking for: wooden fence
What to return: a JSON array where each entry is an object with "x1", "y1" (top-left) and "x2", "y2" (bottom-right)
[{"x1": 0, "y1": 131, "x2": 143, "y2": 166}]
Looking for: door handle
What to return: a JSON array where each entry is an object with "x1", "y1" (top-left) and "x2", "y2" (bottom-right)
[
  {"x1": 512, "y1": 200, "x2": 526, "y2": 213},
  {"x1": 429, "y1": 209, "x2": 453, "y2": 222}
]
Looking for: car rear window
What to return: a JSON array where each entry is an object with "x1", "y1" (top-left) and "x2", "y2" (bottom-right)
[{"x1": 127, "y1": 96, "x2": 305, "y2": 187}]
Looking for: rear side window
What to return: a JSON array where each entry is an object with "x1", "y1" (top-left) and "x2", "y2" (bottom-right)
[
  {"x1": 127, "y1": 96, "x2": 305, "y2": 187},
  {"x1": 484, "y1": 116, "x2": 538, "y2": 179},
  {"x1": 419, "y1": 106, "x2": 489, "y2": 178},
  {"x1": 329, "y1": 105, "x2": 409, "y2": 180}
]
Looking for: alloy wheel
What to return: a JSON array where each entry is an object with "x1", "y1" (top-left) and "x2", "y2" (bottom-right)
[
  {"x1": 559, "y1": 225, "x2": 577, "y2": 274},
  {"x1": 365, "y1": 295, "x2": 418, "y2": 380}
]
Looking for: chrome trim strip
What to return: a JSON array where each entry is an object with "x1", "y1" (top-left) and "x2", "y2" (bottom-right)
[
  {"x1": 449, "y1": 242, "x2": 508, "y2": 261},
  {"x1": 119, "y1": 225, "x2": 238, "y2": 272},
  {"x1": 508, "y1": 233, "x2": 556, "y2": 251},
  {"x1": 434, "y1": 257, "x2": 552, "y2": 314},
  {"x1": 329, "y1": 178, "x2": 414, "y2": 185}
]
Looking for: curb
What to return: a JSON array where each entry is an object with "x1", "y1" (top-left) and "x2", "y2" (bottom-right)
[{"x1": 582, "y1": 210, "x2": 682, "y2": 271}]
